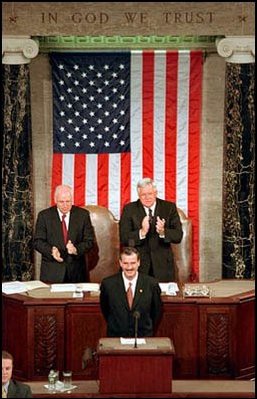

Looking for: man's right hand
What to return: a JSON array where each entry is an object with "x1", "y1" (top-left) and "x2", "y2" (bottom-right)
[
  {"x1": 140, "y1": 215, "x2": 150, "y2": 237},
  {"x1": 51, "y1": 246, "x2": 64, "y2": 262}
]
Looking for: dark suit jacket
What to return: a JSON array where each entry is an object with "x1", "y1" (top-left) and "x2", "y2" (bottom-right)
[
  {"x1": 7, "y1": 380, "x2": 32, "y2": 398},
  {"x1": 119, "y1": 198, "x2": 183, "y2": 282},
  {"x1": 34, "y1": 205, "x2": 94, "y2": 283},
  {"x1": 100, "y1": 272, "x2": 162, "y2": 337}
]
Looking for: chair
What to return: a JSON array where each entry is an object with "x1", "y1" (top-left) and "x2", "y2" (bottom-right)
[
  {"x1": 84, "y1": 205, "x2": 120, "y2": 283},
  {"x1": 84, "y1": 205, "x2": 192, "y2": 283},
  {"x1": 171, "y1": 208, "x2": 192, "y2": 283}
]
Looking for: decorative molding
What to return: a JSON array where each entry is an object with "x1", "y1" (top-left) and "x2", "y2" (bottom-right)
[
  {"x1": 35, "y1": 35, "x2": 219, "y2": 51},
  {"x1": 206, "y1": 313, "x2": 230, "y2": 375},
  {"x1": 34, "y1": 314, "x2": 58, "y2": 375},
  {"x1": 216, "y1": 36, "x2": 255, "y2": 63},
  {"x1": 2, "y1": 35, "x2": 39, "y2": 64}
]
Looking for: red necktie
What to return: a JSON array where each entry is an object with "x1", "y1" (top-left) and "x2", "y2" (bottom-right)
[
  {"x1": 126, "y1": 282, "x2": 133, "y2": 309},
  {"x1": 62, "y1": 214, "x2": 68, "y2": 244}
]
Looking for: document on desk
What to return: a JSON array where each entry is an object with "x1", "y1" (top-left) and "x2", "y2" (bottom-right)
[
  {"x1": 76, "y1": 283, "x2": 100, "y2": 292},
  {"x1": 50, "y1": 284, "x2": 77, "y2": 292},
  {"x1": 2, "y1": 280, "x2": 48, "y2": 295},
  {"x1": 120, "y1": 338, "x2": 146, "y2": 345},
  {"x1": 159, "y1": 282, "x2": 179, "y2": 296},
  {"x1": 50, "y1": 283, "x2": 100, "y2": 292}
]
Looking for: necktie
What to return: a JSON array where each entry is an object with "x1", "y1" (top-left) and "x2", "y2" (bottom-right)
[
  {"x1": 148, "y1": 208, "x2": 153, "y2": 224},
  {"x1": 2, "y1": 387, "x2": 7, "y2": 398},
  {"x1": 62, "y1": 214, "x2": 68, "y2": 244},
  {"x1": 126, "y1": 282, "x2": 133, "y2": 309}
]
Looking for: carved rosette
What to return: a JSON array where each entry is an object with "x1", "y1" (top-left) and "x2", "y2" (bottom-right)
[
  {"x1": 216, "y1": 36, "x2": 255, "y2": 64},
  {"x1": 2, "y1": 35, "x2": 39, "y2": 64}
]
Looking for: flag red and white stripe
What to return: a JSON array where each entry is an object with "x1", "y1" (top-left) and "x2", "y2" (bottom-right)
[{"x1": 51, "y1": 50, "x2": 202, "y2": 280}]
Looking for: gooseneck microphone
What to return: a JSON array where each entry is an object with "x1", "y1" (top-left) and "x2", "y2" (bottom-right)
[{"x1": 133, "y1": 311, "x2": 140, "y2": 348}]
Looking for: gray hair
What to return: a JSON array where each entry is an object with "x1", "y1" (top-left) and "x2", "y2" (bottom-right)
[
  {"x1": 137, "y1": 178, "x2": 157, "y2": 194},
  {"x1": 54, "y1": 185, "x2": 73, "y2": 202}
]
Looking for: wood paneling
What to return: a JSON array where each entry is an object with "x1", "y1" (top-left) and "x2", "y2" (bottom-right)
[{"x1": 2, "y1": 282, "x2": 254, "y2": 381}]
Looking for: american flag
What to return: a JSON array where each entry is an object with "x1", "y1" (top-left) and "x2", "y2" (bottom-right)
[{"x1": 50, "y1": 50, "x2": 203, "y2": 279}]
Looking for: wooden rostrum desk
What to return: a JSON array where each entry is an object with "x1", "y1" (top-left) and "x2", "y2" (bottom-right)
[
  {"x1": 97, "y1": 337, "x2": 174, "y2": 395},
  {"x1": 2, "y1": 280, "x2": 255, "y2": 382}
]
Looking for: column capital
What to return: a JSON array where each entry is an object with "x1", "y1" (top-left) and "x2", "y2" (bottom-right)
[
  {"x1": 2, "y1": 35, "x2": 39, "y2": 64},
  {"x1": 216, "y1": 36, "x2": 255, "y2": 64}
]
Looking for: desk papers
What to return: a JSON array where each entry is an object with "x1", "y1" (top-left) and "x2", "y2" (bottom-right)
[
  {"x1": 2, "y1": 280, "x2": 48, "y2": 295},
  {"x1": 50, "y1": 283, "x2": 100, "y2": 293},
  {"x1": 120, "y1": 337, "x2": 146, "y2": 345}
]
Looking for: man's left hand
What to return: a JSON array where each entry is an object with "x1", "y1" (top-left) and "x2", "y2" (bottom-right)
[
  {"x1": 66, "y1": 240, "x2": 78, "y2": 255},
  {"x1": 156, "y1": 216, "x2": 165, "y2": 236}
]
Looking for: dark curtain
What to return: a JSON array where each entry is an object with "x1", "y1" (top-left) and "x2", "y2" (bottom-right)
[
  {"x1": 222, "y1": 63, "x2": 255, "y2": 279},
  {"x1": 2, "y1": 64, "x2": 34, "y2": 281}
]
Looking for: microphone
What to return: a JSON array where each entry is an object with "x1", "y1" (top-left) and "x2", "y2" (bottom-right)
[{"x1": 133, "y1": 311, "x2": 140, "y2": 348}]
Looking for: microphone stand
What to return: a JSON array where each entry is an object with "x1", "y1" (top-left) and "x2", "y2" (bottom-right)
[
  {"x1": 134, "y1": 316, "x2": 138, "y2": 348},
  {"x1": 133, "y1": 311, "x2": 140, "y2": 348}
]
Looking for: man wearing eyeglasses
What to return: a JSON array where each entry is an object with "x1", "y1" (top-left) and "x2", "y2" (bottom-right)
[
  {"x1": 119, "y1": 178, "x2": 183, "y2": 282},
  {"x1": 34, "y1": 185, "x2": 94, "y2": 283}
]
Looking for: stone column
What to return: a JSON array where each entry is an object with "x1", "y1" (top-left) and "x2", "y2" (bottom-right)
[
  {"x1": 2, "y1": 35, "x2": 39, "y2": 280},
  {"x1": 216, "y1": 36, "x2": 255, "y2": 64},
  {"x1": 2, "y1": 35, "x2": 39, "y2": 64},
  {"x1": 216, "y1": 36, "x2": 255, "y2": 279}
]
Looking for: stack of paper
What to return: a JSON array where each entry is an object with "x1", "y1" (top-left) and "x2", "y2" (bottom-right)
[
  {"x1": 50, "y1": 283, "x2": 100, "y2": 293},
  {"x1": 2, "y1": 280, "x2": 48, "y2": 295},
  {"x1": 120, "y1": 337, "x2": 146, "y2": 345}
]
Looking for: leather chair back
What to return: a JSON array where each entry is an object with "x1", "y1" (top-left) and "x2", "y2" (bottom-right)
[
  {"x1": 84, "y1": 205, "x2": 192, "y2": 283},
  {"x1": 171, "y1": 208, "x2": 192, "y2": 283},
  {"x1": 84, "y1": 205, "x2": 120, "y2": 282}
]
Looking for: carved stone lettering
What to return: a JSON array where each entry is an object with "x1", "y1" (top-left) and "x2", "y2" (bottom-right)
[
  {"x1": 71, "y1": 12, "x2": 109, "y2": 24},
  {"x1": 41, "y1": 12, "x2": 58, "y2": 24},
  {"x1": 2, "y1": 3, "x2": 255, "y2": 36},
  {"x1": 124, "y1": 12, "x2": 148, "y2": 24},
  {"x1": 163, "y1": 12, "x2": 214, "y2": 24}
]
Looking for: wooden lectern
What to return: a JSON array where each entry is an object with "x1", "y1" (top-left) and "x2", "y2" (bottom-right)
[{"x1": 97, "y1": 337, "x2": 174, "y2": 395}]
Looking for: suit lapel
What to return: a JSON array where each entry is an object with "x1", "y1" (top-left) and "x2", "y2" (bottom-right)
[
  {"x1": 51, "y1": 207, "x2": 65, "y2": 247},
  {"x1": 68, "y1": 206, "x2": 75, "y2": 242},
  {"x1": 137, "y1": 200, "x2": 147, "y2": 220},
  {"x1": 117, "y1": 273, "x2": 130, "y2": 310},
  {"x1": 132, "y1": 274, "x2": 145, "y2": 309},
  {"x1": 7, "y1": 380, "x2": 16, "y2": 398}
]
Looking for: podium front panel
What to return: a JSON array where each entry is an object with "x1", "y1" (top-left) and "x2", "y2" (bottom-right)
[{"x1": 97, "y1": 337, "x2": 174, "y2": 394}]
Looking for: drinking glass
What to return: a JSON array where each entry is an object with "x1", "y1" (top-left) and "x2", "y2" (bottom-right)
[{"x1": 62, "y1": 371, "x2": 72, "y2": 389}]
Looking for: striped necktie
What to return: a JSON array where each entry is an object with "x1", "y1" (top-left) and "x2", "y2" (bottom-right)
[{"x1": 148, "y1": 208, "x2": 153, "y2": 224}]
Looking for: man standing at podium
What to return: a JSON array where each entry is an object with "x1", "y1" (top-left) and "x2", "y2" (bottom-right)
[{"x1": 100, "y1": 247, "x2": 162, "y2": 337}]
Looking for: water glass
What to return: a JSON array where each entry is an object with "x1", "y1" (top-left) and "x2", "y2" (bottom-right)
[{"x1": 62, "y1": 371, "x2": 72, "y2": 389}]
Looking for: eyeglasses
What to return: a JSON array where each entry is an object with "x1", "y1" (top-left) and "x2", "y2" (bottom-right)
[{"x1": 57, "y1": 200, "x2": 72, "y2": 204}]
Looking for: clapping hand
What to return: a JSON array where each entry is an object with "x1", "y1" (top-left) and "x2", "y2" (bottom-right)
[
  {"x1": 52, "y1": 246, "x2": 63, "y2": 262},
  {"x1": 66, "y1": 240, "x2": 78, "y2": 255}
]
